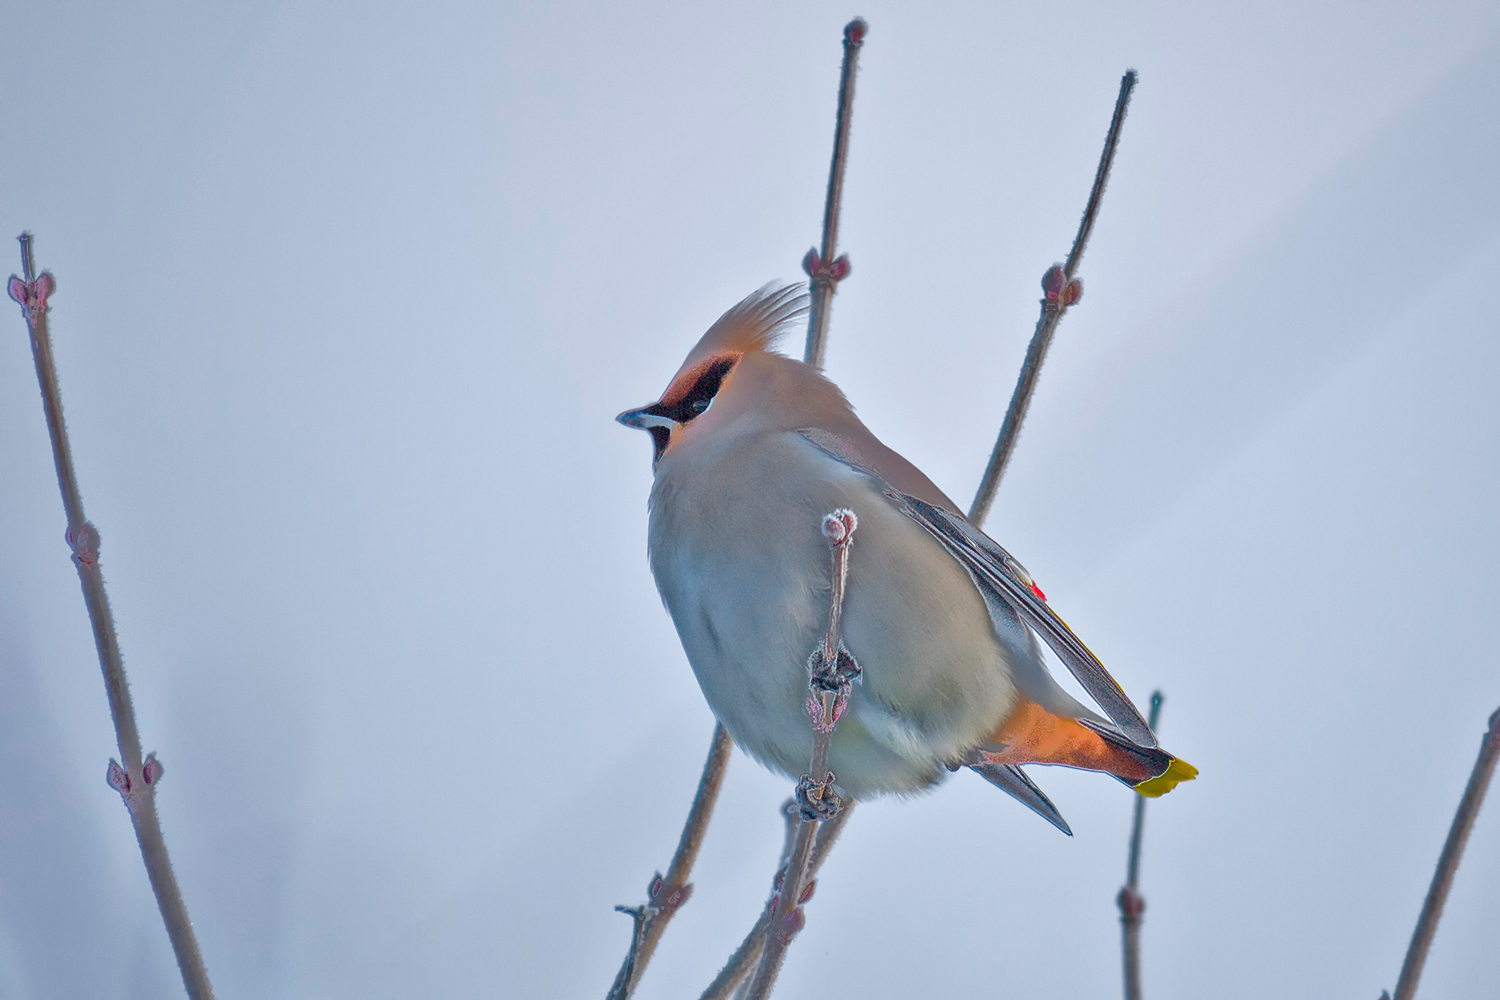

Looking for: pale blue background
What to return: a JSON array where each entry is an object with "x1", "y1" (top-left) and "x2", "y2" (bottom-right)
[{"x1": 2, "y1": 2, "x2": 1498, "y2": 997}]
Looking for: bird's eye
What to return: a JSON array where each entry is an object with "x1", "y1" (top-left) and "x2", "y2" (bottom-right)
[{"x1": 661, "y1": 356, "x2": 737, "y2": 424}]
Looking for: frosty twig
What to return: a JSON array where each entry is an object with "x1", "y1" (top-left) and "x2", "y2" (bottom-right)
[
  {"x1": 741, "y1": 510, "x2": 860, "y2": 1000},
  {"x1": 969, "y1": 70, "x2": 1137, "y2": 527},
  {"x1": 800, "y1": 18, "x2": 867, "y2": 370},
  {"x1": 9, "y1": 233, "x2": 216, "y2": 1000},
  {"x1": 607, "y1": 723, "x2": 734, "y2": 999},
  {"x1": 1386, "y1": 705, "x2": 1500, "y2": 1000},
  {"x1": 1119, "y1": 690, "x2": 1164, "y2": 1000}
]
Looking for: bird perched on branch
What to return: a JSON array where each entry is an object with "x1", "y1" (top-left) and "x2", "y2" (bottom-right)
[{"x1": 619, "y1": 284, "x2": 1194, "y2": 834}]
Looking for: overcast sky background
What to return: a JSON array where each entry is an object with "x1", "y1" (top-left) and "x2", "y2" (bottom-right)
[{"x1": 3, "y1": 2, "x2": 1499, "y2": 997}]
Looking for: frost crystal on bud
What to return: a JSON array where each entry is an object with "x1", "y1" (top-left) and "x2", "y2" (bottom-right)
[{"x1": 821, "y1": 508, "x2": 858, "y2": 545}]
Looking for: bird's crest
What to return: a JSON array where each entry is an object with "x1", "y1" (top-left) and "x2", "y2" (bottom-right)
[{"x1": 678, "y1": 283, "x2": 808, "y2": 372}]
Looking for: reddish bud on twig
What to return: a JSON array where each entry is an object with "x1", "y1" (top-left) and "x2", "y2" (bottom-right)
[
  {"x1": 107, "y1": 753, "x2": 163, "y2": 815},
  {"x1": 802, "y1": 249, "x2": 852, "y2": 286},
  {"x1": 67, "y1": 521, "x2": 100, "y2": 567},
  {"x1": 107, "y1": 759, "x2": 131, "y2": 796},
  {"x1": 843, "y1": 18, "x2": 867, "y2": 45},
  {"x1": 7, "y1": 271, "x2": 55, "y2": 324},
  {"x1": 1041, "y1": 264, "x2": 1083, "y2": 307},
  {"x1": 776, "y1": 907, "x2": 806, "y2": 944}
]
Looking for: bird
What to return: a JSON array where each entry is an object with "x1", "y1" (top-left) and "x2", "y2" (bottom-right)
[{"x1": 618, "y1": 283, "x2": 1194, "y2": 834}]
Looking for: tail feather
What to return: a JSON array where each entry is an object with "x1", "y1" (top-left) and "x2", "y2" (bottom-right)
[
  {"x1": 980, "y1": 698, "x2": 1198, "y2": 799},
  {"x1": 968, "y1": 761, "x2": 1072, "y2": 836},
  {"x1": 1077, "y1": 718, "x2": 1198, "y2": 797}
]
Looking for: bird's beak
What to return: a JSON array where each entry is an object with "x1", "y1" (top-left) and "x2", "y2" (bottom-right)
[{"x1": 616, "y1": 405, "x2": 676, "y2": 431}]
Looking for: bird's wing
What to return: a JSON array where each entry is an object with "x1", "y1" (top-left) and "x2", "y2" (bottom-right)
[
  {"x1": 967, "y1": 761, "x2": 1072, "y2": 836},
  {"x1": 887, "y1": 492, "x2": 1157, "y2": 747},
  {"x1": 796, "y1": 428, "x2": 1157, "y2": 748}
]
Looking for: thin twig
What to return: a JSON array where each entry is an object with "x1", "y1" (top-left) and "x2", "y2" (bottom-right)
[
  {"x1": 968, "y1": 70, "x2": 1137, "y2": 528},
  {"x1": 619, "y1": 24, "x2": 872, "y2": 993},
  {"x1": 607, "y1": 722, "x2": 735, "y2": 999},
  {"x1": 1119, "y1": 690, "x2": 1163, "y2": 1000},
  {"x1": 1387, "y1": 705, "x2": 1500, "y2": 1000},
  {"x1": 741, "y1": 511, "x2": 859, "y2": 1000},
  {"x1": 800, "y1": 18, "x2": 867, "y2": 370},
  {"x1": 9, "y1": 233, "x2": 216, "y2": 1000},
  {"x1": 702, "y1": 803, "x2": 855, "y2": 1000}
]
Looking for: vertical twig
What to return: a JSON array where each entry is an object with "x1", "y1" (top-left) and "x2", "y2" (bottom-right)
[
  {"x1": 617, "y1": 23, "x2": 871, "y2": 995},
  {"x1": 800, "y1": 18, "x2": 867, "y2": 370},
  {"x1": 607, "y1": 723, "x2": 735, "y2": 999},
  {"x1": 1118, "y1": 690, "x2": 1164, "y2": 1000},
  {"x1": 8, "y1": 234, "x2": 216, "y2": 1000},
  {"x1": 742, "y1": 511, "x2": 860, "y2": 1000},
  {"x1": 968, "y1": 70, "x2": 1137, "y2": 528},
  {"x1": 702, "y1": 804, "x2": 854, "y2": 1000},
  {"x1": 1386, "y1": 705, "x2": 1500, "y2": 1000}
]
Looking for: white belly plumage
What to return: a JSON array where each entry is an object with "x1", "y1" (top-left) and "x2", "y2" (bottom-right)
[{"x1": 648, "y1": 430, "x2": 1028, "y2": 797}]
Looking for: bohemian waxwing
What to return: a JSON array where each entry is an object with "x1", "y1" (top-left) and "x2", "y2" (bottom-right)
[{"x1": 619, "y1": 284, "x2": 1194, "y2": 833}]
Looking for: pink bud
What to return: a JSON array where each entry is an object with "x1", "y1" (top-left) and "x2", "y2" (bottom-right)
[
  {"x1": 827, "y1": 255, "x2": 851, "y2": 281},
  {"x1": 6, "y1": 277, "x2": 25, "y2": 306},
  {"x1": 106, "y1": 759, "x2": 130, "y2": 795},
  {"x1": 778, "y1": 906, "x2": 806, "y2": 942},
  {"x1": 1062, "y1": 278, "x2": 1083, "y2": 306},
  {"x1": 649, "y1": 874, "x2": 663, "y2": 899},
  {"x1": 1117, "y1": 886, "x2": 1146, "y2": 918},
  {"x1": 142, "y1": 752, "x2": 163, "y2": 785},
  {"x1": 844, "y1": 18, "x2": 867, "y2": 44},
  {"x1": 821, "y1": 513, "x2": 847, "y2": 544},
  {"x1": 798, "y1": 879, "x2": 817, "y2": 904},
  {"x1": 67, "y1": 522, "x2": 100, "y2": 565},
  {"x1": 1041, "y1": 264, "x2": 1067, "y2": 300},
  {"x1": 802, "y1": 248, "x2": 822, "y2": 277}
]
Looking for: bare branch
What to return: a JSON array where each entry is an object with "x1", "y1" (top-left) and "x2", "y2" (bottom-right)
[
  {"x1": 740, "y1": 510, "x2": 860, "y2": 1000},
  {"x1": 969, "y1": 70, "x2": 1137, "y2": 527},
  {"x1": 618, "y1": 24, "x2": 872, "y2": 994},
  {"x1": 1119, "y1": 690, "x2": 1164, "y2": 1000},
  {"x1": 701, "y1": 803, "x2": 855, "y2": 1000},
  {"x1": 10, "y1": 233, "x2": 216, "y2": 1000},
  {"x1": 608, "y1": 722, "x2": 735, "y2": 999},
  {"x1": 800, "y1": 18, "x2": 867, "y2": 370},
  {"x1": 1388, "y1": 705, "x2": 1500, "y2": 1000}
]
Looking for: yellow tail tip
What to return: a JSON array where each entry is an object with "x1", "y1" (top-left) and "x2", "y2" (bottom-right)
[{"x1": 1133, "y1": 757, "x2": 1198, "y2": 798}]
